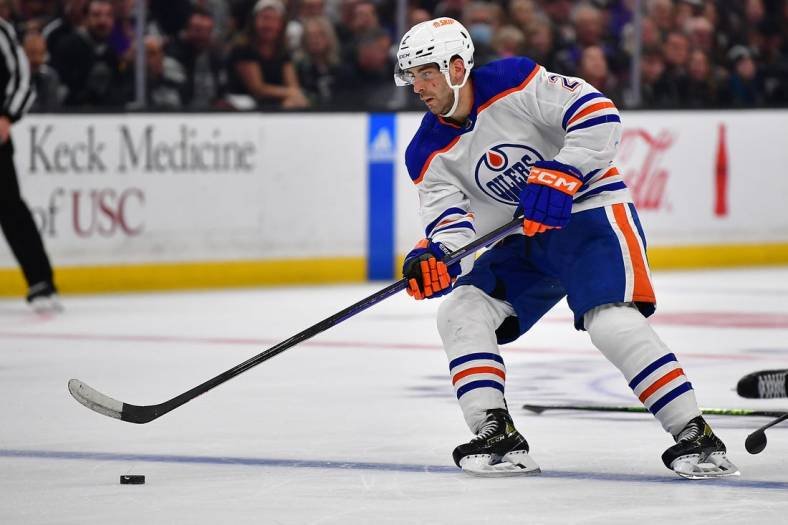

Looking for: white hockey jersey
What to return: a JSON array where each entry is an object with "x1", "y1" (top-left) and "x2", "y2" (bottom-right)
[{"x1": 405, "y1": 56, "x2": 631, "y2": 254}]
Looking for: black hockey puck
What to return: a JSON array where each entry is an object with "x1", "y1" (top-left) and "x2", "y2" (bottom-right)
[{"x1": 120, "y1": 475, "x2": 145, "y2": 485}]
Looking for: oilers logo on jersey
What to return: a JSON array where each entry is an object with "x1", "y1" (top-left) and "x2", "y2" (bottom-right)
[{"x1": 474, "y1": 144, "x2": 544, "y2": 206}]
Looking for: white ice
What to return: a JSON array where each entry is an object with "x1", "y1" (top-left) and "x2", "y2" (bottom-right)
[{"x1": 1, "y1": 268, "x2": 787, "y2": 524}]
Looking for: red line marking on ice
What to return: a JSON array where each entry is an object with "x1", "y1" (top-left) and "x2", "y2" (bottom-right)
[
  {"x1": 543, "y1": 312, "x2": 788, "y2": 329},
  {"x1": 0, "y1": 331, "x2": 767, "y2": 360}
]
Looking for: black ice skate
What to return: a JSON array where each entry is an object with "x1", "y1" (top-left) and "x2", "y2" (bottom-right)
[
  {"x1": 737, "y1": 369, "x2": 788, "y2": 399},
  {"x1": 452, "y1": 408, "x2": 540, "y2": 477},
  {"x1": 662, "y1": 416, "x2": 739, "y2": 479}
]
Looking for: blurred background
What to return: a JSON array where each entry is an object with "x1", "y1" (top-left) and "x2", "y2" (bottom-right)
[
  {"x1": 4, "y1": 0, "x2": 787, "y2": 112},
  {"x1": 1, "y1": 0, "x2": 787, "y2": 296}
]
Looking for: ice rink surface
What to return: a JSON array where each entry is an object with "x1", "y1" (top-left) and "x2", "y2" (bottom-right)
[{"x1": 1, "y1": 267, "x2": 787, "y2": 524}]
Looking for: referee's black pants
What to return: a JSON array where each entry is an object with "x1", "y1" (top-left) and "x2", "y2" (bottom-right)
[{"x1": 0, "y1": 138, "x2": 54, "y2": 289}]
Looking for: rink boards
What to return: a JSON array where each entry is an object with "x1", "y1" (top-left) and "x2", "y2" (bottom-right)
[{"x1": 1, "y1": 110, "x2": 787, "y2": 294}]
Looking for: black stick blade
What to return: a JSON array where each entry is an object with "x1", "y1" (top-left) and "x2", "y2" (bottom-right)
[{"x1": 745, "y1": 430, "x2": 767, "y2": 454}]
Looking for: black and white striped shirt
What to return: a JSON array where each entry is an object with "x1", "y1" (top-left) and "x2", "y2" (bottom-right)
[{"x1": 0, "y1": 18, "x2": 35, "y2": 122}]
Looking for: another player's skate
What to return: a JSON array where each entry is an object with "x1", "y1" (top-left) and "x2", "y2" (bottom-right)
[
  {"x1": 662, "y1": 416, "x2": 739, "y2": 479},
  {"x1": 452, "y1": 408, "x2": 540, "y2": 477},
  {"x1": 737, "y1": 369, "x2": 788, "y2": 399}
]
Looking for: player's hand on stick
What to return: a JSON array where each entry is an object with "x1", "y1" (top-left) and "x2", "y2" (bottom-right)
[
  {"x1": 517, "y1": 160, "x2": 584, "y2": 236},
  {"x1": 402, "y1": 239, "x2": 461, "y2": 300}
]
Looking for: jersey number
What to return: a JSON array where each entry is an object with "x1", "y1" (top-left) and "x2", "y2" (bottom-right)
[{"x1": 548, "y1": 74, "x2": 580, "y2": 92}]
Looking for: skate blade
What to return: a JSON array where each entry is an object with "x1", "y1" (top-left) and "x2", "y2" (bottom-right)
[
  {"x1": 672, "y1": 452, "x2": 740, "y2": 480},
  {"x1": 459, "y1": 450, "x2": 541, "y2": 477}
]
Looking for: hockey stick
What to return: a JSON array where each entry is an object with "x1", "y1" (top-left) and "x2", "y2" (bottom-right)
[
  {"x1": 522, "y1": 403, "x2": 788, "y2": 418},
  {"x1": 744, "y1": 413, "x2": 788, "y2": 454},
  {"x1": 68, "y1": 217, "x2": 526, "y2": 424}
]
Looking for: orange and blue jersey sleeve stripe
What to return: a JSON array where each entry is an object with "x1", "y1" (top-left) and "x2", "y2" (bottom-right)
[
  {"x1": 562, "y1": 92, "x2": 620, "y2": 133},
  {"x1": 628, "y1": 353, "x2": 693, "y2": 414},
  {"x1": 449, "y1": 352, "x2": 506, "y2": 399},
  {"x1": 425, "y1": 207, "x2": 476, "y2": 238}
]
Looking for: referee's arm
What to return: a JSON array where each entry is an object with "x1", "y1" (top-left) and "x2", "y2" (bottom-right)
[{"x1": 0, "y1": 18, "x2": 36, "y2": 141}]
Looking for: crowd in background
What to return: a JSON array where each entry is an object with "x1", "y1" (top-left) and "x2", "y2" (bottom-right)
[{"x1": 2, "y1": 0, "x2": 787, "y2": 111}]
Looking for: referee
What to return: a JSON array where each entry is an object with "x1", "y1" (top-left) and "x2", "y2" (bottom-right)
[{"x1": 0, "y1": 18, "x2": 61, "y2": 313}]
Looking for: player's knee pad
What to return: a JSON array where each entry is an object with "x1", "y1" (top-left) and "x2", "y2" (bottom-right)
[
  {"x1": 437, "y1": 285, "x2": 511, "y2": 345},
  {"x1": 585, "y1": 302, "x2": 674, "y2": 379}
]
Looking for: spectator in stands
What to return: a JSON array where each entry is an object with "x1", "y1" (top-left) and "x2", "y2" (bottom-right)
[
  {"x1": 508, "y1": 0, "x2": 538, "y2": 34},
  {"x1": 554, "y1": 3, "x2": 615, "y2": 76},
  {"x1": 334, "y1": 28, "x2": 396, "y2": 109},
  {"x1": 226, "y1": 0, "x2": 308, "y2": 109},
  {"x1": 662, "y1": 30, "x2": 690, "y2": 85},
  {"x1": 342, "y1": 0, "x2": 381, "y2": 59},
  {"x1": 492, "y1": 25, "x2": 526, "y2": 59},
  {"x1": 647, "y1": 0, "x2": 674, "y2": 36},
  {"x1": 42, "y1": 0, "x2": 86, "y2": 51},
  {"x1": 678, "y1": 48, "x2": 723, "y2": 108},
  {"x1": 579, "y1": 45, "x2": 622, "y2": 105},
  {"x1": 192, "y1": 0, "x2": 232, "y2": 41},
  {"x1": 143, "y1": 35, "x2": 185, "y2": 109},
  {"x1": 622, "y1": 15, "x2": 662, "y2": 58},
  {"x1": 295, "y1": 16, "x2": 341, "y2": 106},
  {"x1": 109, "y1": 0, "x2": 135, "y2": 62},
  {"x1": 686, "y1": 15, "x2": 721, "y2": 62},
  {"x1": 540, "y1": 0, "x2": 573, "y2": 50},
  {"x1": 462, "y1": 2, "x2": 501, "y2": 66},
  {"x1": 640, "y1": 46, "x2": 679, "y2": 108},
  {"x1": 51, "y1": 0, "x2": 128, "y2": 107},
  {"x1": 334, "y1": 0, "x2": 361, "y2": 50},
  {"x1": 524, "y1": 16, "x2": 558, "y2": 72},
  {"x1": 166, "y1": 7, "x2": 225, "y2": 108},
  {"x1": 22, "y1": 31, "x2": 63, "y2": 111},
  {"x1": 285, "y1": 0, "x2": 326, "y2": 54},
  {"x1": 727, "y1": 44, "x2": 764, "y2": 106}
]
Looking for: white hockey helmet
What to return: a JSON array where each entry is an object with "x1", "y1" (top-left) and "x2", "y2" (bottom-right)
[{"x1": 394, "y1": 17, "x2": 475, "y2": 92}]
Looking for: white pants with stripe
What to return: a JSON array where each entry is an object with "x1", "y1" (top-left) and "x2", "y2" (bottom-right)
[{"x1": 437, "y1": 286, "x2": 701, "y2": 437}]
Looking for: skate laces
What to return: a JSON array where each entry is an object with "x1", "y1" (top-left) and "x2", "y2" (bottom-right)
[
  {"x1": 676, "y1": 418, "x2": 706, "y2": 443},
  {"x1": 473, "y1": 412, "x2": 508, "y2": 442},
  {"x1": 758, "y1": 372, "x2": 788, "y2": 398}
]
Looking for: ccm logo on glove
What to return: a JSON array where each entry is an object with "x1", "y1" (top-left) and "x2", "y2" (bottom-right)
[
  {"x1": 527, "y1": 167, "x2": 583, "y2": 195},
  {"x1": 517, "y1": 160, "x2": 585, "y2": 237}
]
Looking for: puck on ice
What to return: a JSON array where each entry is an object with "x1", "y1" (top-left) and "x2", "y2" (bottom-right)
[{"x1": 120, "y1": 475, "x2": 145, "y2": 485}]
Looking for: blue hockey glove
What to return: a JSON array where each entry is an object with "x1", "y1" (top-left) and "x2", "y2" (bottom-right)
[
  {"x1": 517, "y1": 160, "x2": 584, "y2": 236},
  {"x1": 402, "y1": 239, "x2": 461, "y2": 300}
]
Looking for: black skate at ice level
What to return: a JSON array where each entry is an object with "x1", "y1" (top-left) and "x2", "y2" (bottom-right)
[
  {"x1": 662, "y1": 416, "x2": 739, "y2": 479},
  {"x1": 453, "y1": 408, "x2": 540, "y2": 476},
  {"x1": 737, "y1": 369, "x2": 788, "y2": 399}
]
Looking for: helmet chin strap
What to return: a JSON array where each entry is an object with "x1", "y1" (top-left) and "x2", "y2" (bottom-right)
[{"x1": 439, "y1": 70, "x2": 470, "y2": 119}]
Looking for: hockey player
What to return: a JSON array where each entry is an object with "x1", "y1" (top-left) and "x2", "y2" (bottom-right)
[{"x1": 395, "y1": 18, "x2": 738, "y2": 478}]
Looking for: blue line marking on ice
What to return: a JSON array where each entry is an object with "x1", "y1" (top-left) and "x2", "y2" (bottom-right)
[{"x1": 2, "y1": 449, "x2": 787, "y2": 490}]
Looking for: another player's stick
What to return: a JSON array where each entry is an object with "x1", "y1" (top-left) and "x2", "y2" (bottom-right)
[
  {"x1": 69, "y1": 217, "x2": 526, "y2": 424},
  {"x1": 744, "y1": 413, "x2": 788, "y2": 454},
  {"x1": 523, "y1": 403, "x2": 788, "y2": 417}
]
